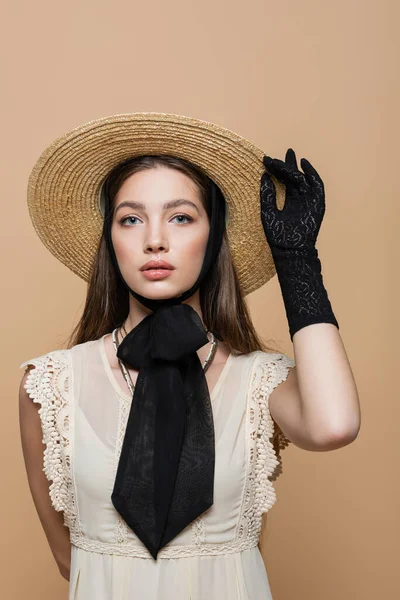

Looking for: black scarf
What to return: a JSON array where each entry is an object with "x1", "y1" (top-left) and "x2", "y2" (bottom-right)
[{"x1": 102, "y1": 174, "x2": 226, "y2": 559}]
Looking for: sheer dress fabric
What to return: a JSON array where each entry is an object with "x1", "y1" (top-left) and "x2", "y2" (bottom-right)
[{"x1": 20, "y1": 334, "x2": 295, "y2": 600}]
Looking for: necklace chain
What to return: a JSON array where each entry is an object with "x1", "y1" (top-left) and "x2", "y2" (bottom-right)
[{"x1": 112, "y1": 319, "x2": 218, "y2": 396}]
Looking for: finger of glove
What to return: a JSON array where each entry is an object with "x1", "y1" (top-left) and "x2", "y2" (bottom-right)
[
  {"x1": 285, "y1": 148, "x2": 298, "y2": 170},
  {"x1": 263, "y1": 156, "x2": 306, "y2": 186},
  {"x1": 260, "y1": 171, "x2": 279, "y2": 213},
  {"x1": 300, "y1": 158, "x2": 324, "y2": 192}
]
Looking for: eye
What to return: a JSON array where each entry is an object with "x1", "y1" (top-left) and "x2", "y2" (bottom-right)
[
  {"x1": 120, "y1": 216, "x2": 141, "y2": 226},
  {"x1": 171, "y1": 214, "x2": 193, "y2": 224},
  {"x1": 119, "y1": 213, "x2": 194, "y2": 227}
]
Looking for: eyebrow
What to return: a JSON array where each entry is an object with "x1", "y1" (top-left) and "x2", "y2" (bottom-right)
[{"x1": 115, "y1": 199, "x2": 201, "y2": 215}]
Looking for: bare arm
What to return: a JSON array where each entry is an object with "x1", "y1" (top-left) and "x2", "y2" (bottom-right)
[
  {"x1": 269, "y1": 323, "x2": 361, "y2": 451},
  {"x1": 19, "y1": 366, "x2": 71, "y2": 581}
]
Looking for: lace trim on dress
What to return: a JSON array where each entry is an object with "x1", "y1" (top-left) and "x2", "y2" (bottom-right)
[
  {"x1": 191, "y1": 515, "x2": 206, "y2": 546},
  {"x1": 20, "y1": 351, "x2": 79, "y2": 536},
  {"x1": 70, "y1": 533, "x2": 260, "y2": 559},
  {"x1": 236, "y1": 352, "x2": 295, "y2": 548},
  {"x1": 253, "y1": 352, "x2": 295, "y2": 510},
  {"x1": 113, "y1": 395, "x2": 134, "y2": 544}
]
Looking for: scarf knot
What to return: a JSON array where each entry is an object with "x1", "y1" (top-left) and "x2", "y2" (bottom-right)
[{"x1": 116, "y1": 303, "x2": 210, "y2": 367}]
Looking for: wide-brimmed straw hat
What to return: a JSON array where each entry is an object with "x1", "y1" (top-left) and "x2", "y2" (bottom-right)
[{"x1": 27, "y1": 112, "x2": 286, "y2": 296}]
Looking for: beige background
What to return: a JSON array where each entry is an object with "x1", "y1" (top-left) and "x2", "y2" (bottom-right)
[{"x1": 2, "y1": 0, "x2": 398, "y2": 598}]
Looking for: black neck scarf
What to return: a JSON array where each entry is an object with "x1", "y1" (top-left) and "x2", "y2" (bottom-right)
[{"x1": 102, "y1": 175, "x2": 226, "y2": 559}]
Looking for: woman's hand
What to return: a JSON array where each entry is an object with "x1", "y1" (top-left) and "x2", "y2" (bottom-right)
[
  {"x1": 260, "y1": 148, "x2": 325, "y2": 253},
  {"x1": 259, "y1": 148, "x2": 338, "y2": 341}
]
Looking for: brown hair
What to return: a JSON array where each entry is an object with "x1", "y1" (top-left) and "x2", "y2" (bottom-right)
[{"x1": 63, "y1": 155, "x2": 281, "y2": 356}]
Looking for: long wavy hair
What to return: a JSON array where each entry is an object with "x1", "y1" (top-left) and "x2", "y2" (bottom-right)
[{"x1": 63, "y1": 154, "x2": 280, "y2": 356}]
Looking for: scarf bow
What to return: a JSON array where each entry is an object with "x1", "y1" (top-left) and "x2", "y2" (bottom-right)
[{"x1": 111, "y1": 303, "x2": 215, "y2": 559}]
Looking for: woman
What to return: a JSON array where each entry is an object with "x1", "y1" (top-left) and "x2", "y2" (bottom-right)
[{"x1": 19, "y1": 113, "x2": 360, "y2": 599}]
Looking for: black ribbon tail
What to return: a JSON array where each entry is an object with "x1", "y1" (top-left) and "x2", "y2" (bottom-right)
[{"x1": 111, "y1": 304, "x2": 214, "y2": 559}]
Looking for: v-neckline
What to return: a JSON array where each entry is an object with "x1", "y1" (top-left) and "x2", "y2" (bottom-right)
[{"x1": 98, "y1": 333, "x2": 234, "y2": 403}]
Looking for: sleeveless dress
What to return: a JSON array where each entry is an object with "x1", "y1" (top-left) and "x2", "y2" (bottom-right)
[{"x1": 20, "y1": 334, "x2": 295, "y2": 600}]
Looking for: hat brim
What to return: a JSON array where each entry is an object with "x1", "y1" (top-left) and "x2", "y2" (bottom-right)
[{"x1": 27, "y1": 112, "x2": 285, "y2": 296}]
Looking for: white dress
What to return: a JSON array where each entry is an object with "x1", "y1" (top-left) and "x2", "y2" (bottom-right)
[{"x1": 20, "y1": 334, "x2": 295, "y2": 600}]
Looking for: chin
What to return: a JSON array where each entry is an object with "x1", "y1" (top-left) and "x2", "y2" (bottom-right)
[{"x1": 132, "y1": 282, "x2": 186, "y2": 300}]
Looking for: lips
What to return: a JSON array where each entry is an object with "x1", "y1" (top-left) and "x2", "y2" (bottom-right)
[
  {"x1": 141, "y1": 268, "x2": 174, "y2": 281},
  {"x1": 140, "y1": 260, "x2": 175, "y2": 271}
]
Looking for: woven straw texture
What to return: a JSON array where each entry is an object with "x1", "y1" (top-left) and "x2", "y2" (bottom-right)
[{"x1": 27, "y1": 112, "x2": 286, "y2": 296}]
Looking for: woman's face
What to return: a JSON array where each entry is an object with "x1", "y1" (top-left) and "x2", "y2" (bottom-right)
[{"x1": 111, "y1": 166, "x2": 210, "y2": 300}]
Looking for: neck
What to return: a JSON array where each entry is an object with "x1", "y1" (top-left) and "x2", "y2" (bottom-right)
[{"x1": 124, "y1": 289, "x2": 204, "y2": 330}]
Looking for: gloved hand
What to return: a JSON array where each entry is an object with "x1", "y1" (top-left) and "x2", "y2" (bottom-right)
[{"x1": 260, "y1": 148, "x2": 339, "y2": 341}]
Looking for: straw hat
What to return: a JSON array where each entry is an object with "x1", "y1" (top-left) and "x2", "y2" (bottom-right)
[{"x1": 27, "y1": 112, "x2": 286, "y2": 296}]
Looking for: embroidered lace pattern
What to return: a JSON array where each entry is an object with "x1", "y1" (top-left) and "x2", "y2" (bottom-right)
[
  {"x1": 191, "y1": 516, "x2": 206, "y2": 546},
  {"x1": 20, "y1": 351, "x2": 80, "y2": 538},
  {"x1": 236, "y1": 352, "x2": 295, "y2": 546},
  {"x1": 256, "y1": 352, "x2": 295, "y2": 496},
  {"x1": 113, "y1": 395, "x2": 133, "y2": 544}
]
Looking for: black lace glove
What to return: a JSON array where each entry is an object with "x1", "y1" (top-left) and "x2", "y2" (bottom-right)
[{"x1": 260, "y1": 148, "x2": 339, "y2": 341}]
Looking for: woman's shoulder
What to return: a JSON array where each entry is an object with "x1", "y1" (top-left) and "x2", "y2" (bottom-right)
[
  {"x1": 19, "y1": 347, "x2": 72, "y2": 411},
  {"x1": 19, "y1": 336, "x2": 101, "y2": 373},
  {"x1": 240, "y1": 349, "x2": 295, "y2": 368},
  {"x1": 245, "y1": 349, "x2": 296, "y2": 401},
  {"x1": 19, "y1": 347, "x2": 70, "y2": 375}
]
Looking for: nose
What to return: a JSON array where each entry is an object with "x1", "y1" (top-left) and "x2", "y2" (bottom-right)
[{"x1": 144, "y1": 222, "x2": 169, "y2": 253}]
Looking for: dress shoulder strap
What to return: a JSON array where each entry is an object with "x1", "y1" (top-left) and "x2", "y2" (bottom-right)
[{"x1": 19, "y1": 349, "x2": 77, "y2": 532}]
